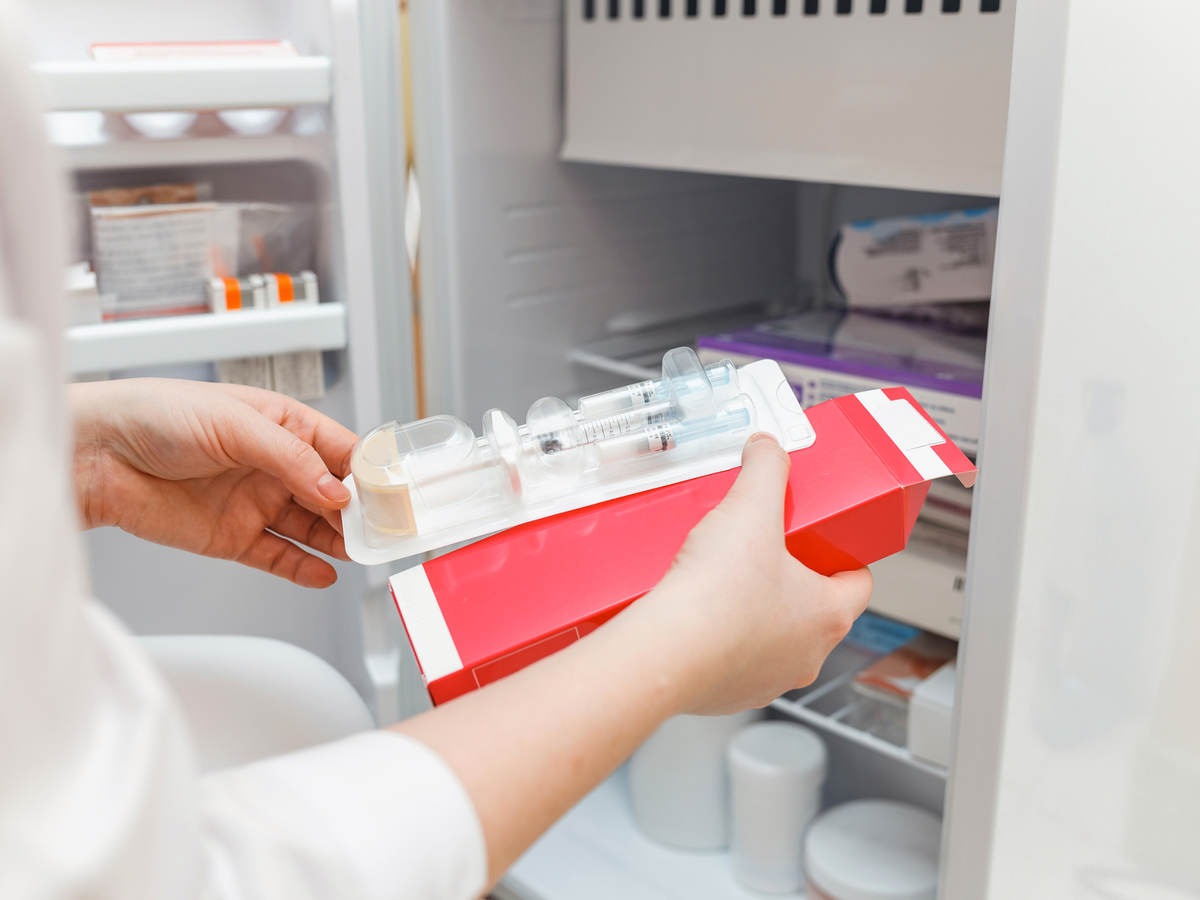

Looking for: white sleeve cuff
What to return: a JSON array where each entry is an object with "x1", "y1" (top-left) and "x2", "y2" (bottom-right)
[{"x1": 200, "y1": 731, "x2": 486, "y2": 900}]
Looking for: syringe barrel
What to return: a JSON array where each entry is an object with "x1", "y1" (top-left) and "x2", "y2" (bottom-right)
[
  {"x1": 590, "y1": 395, "x2": 755, "y2": 465},
  {"x1": 592, "y1": 424, "x2": 677, "y2": 465},
  {"x1": 576, "y1": 399, "x2": 675, "y2": 442},
  {"x1": 576, "y1": 360, "x2": 738, "y2": 419},
  {"x1": 577, "y1": 379, "x2": 662, "y2": 419}
]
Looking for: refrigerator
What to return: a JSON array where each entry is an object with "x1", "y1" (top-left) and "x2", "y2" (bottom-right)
[{"x1": 31, "y1": 0, "x2": 1200, "y2": 897}]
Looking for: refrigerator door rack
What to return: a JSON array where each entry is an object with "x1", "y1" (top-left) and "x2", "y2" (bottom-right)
[
  {"x1": 65, "y1": 301, "x2": 348, "y2": 376},
  {"x1": 37, "y1": 41, "x2": 335, "y2": 166},
  {"x1": 34, "y1": 55, "x2": 332, "y2": 114},
  {"x1": 33, "y1": 0, "x2": 413, "y2": 726}
]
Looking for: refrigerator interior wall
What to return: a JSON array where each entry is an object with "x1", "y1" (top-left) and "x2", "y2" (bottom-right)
[
  {"x1": 410, "y1": 0, "x2": 799, "y2": 425},
  {"x1": 30, "y1": 0, "x2": 415, "y2": 715}
]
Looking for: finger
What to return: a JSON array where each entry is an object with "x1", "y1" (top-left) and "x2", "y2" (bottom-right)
[
  {"x1": 718, "y1": 432, "x2": 792, "y2": 526},
  {"x1": 292, "y1": 493, "x2": 346, "y2": 536},
  {"x1": 238, "y1": 530, "x2": 339, "y2": 589},
  {"x1": 223, "y1": 384, "x2": 359, "y2": 480},
  {"x1": 830, "y1": 567, "x2": 874, "y2": 617},
  {"x1": 223, "y1": 403, "x2": 353, "y2": 512},
  {"x1": 306, "y1": 413, "x2": 358, "y2": 481},
  {"x1": 278, "y1": 402, "x2": 358, "y2": 481},
  {"x1": 271, "y1": 502, "x2": 350, "y2": 561}
]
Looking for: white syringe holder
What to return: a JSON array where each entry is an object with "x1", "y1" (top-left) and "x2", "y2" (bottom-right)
[{"x1": 343, "y1": 348, "x2": 815, "y2": 565}]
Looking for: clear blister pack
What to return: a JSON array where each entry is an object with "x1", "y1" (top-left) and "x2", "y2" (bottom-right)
[{"x1": 341, "y1": 348, "x2": 816, "y2": 565}]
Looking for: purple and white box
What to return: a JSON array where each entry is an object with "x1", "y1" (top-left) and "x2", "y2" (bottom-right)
[{"x1": 697, "y1": 312, "x2": 984, "y2": 457}]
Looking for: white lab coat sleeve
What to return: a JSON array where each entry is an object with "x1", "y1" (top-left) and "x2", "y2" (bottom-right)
[
  {"x1": 3, "y1": 583, "x2": 486, "y2": 900},
  {"x1": 200, "y1": 732, "x2": 487, "y2": 900}
]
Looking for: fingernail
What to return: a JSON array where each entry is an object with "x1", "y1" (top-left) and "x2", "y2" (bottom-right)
[
  {"x1": 318, "y1": 473, "x2": 351, "y2": 504},
  {"x1": 303, "y1": 568, "x2": 338, "y2": 589},
  {"x1": 748, "y1": 432, "x2": 778, "y2": 445}
]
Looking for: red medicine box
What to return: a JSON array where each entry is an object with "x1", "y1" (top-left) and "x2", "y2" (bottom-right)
[{"x1": 390, "y1": 387, "x2": 976, "y2": 705}]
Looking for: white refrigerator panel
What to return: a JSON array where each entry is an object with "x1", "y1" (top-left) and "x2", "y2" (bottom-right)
[
  {"x1": 564, "y1": 0, "x2": 1015, "y2": 196},
  {"x1": 945, "y1": 2, "x2": 1200, "y2": 897}
]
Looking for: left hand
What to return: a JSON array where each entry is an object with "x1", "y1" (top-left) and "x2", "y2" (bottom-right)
[{"x1": 70, "y1": 378, "x2": 358, "y2": 588}]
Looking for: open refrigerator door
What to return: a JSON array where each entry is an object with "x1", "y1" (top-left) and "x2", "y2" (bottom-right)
[{"x1": 33, "y1": 0, "x2": 418, "y2": 723}]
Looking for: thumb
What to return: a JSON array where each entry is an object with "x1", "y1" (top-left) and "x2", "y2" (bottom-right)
[
  {"x1": 718, "y1": 432, "x2": 792, "y2": 528},
  {"x1": 225, "y1": 402, "x2": 352, "y2": 510},
  {"x1": 830, "y1": 566, "x2": 874, "y2": 617}
]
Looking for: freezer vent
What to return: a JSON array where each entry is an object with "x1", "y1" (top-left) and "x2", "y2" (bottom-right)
[
  {"x1": 582, "y1": 0, "x2": 1000, "y2": 18},
  {"x1": 566, "y1": 0, "x2": 1014, "y2": 194}
]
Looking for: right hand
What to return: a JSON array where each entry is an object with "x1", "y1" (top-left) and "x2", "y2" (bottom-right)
[{"x1": 636, "y1": 432, "x2": 873, "y2": 716}]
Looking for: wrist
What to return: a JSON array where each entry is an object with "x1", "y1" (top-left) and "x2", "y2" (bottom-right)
[
  {"x1": 605, "y1": 584, "x2": 714, "y2": 719},
  {"x1": 68, "y1": 382, "x2": 118, "y2": 529}
]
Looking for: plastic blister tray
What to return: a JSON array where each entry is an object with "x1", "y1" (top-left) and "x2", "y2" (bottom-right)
[{"x1": 342, "y1": 348, "x2": 815, "y2": 564}]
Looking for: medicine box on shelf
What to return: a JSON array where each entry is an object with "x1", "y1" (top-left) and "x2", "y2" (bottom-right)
[{"x1": 866, "y1": 520, "x2": 968, "y2": 638}]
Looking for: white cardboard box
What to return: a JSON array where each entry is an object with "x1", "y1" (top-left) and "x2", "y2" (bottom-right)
[
  {"x1": 908, "y1": 661, "x2": 958, "y2": 769},
  {"x1": 865, "y1": 521, "x2": 968, "y2": 640},
  {"x1": 833, "y1": 207, "x2": 999, "y2": 307}
]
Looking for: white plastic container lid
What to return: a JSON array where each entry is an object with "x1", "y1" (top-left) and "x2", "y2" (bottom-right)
[
  {"x1": 728, "y1": 720, "x2": 827, "y2": 786},
  {"x1": 804, "y1": 800, "x2": 942, "y2": 900}
]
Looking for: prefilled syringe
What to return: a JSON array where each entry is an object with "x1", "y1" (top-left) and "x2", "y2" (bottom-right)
[
  {"x1": 575, "y1": 400, "x2": 675, "y2": 443},
  {"x1": 592, "y1": 396, "x2": 754, "y2": 465},
  {"x1": 533, "y1": 399, "x2": 678, "y2": 456},
  {"x1": 577, "y1": 360, "x2": 738, "y2": 419}
]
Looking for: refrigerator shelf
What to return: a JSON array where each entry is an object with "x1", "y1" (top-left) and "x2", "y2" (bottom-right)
[
  {"x1": 54, "y1": 129, "x2": 329, "y2": 172},
  {"x1": 66, "y1": 302, "x2": 348, "y2": 375},
  {"x1": 567, "y1": 341, "x2": 660, "y2": 382},
  {"x1": 771, "y1": 644, "x2": 949, "y2": 780},
  {"x1": 568, "y1": 305, "x2": 785, "y2": 383},
  {"x1": 34, "y1": 56, "x2": 332, "y2": 114}
]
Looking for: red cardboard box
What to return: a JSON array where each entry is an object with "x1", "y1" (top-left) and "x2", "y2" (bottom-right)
[{"x1": 389, "y1": 387, "x2": 976, "y2": 705}]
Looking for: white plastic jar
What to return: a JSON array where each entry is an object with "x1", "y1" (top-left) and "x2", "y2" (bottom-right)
[
  {"x1": 627, "y1": 710, "x2": 759, "y2": 850},
  {"x1": 727, "y1": 721, "x2": 828, "y2": 893},
  {"x1": 804, "y1": 800, "x2": 942, "y2": 900}
]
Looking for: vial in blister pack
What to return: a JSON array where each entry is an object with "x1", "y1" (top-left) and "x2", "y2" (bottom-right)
[{"x1": 351, "y1": 415, "x2": 519, "y2": 541}]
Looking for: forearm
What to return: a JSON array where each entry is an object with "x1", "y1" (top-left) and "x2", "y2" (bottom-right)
[{"x1": 393, "y1": 588, "x2": 699, "y2": 889}]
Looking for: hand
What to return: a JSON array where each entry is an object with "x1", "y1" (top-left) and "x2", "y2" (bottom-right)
[
  {"x1": 70, "y1": 378, "x2": 358, "y2": 589},
  {"x1": 635, "y1": 432, "x2": 873, "y2": 715}
]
